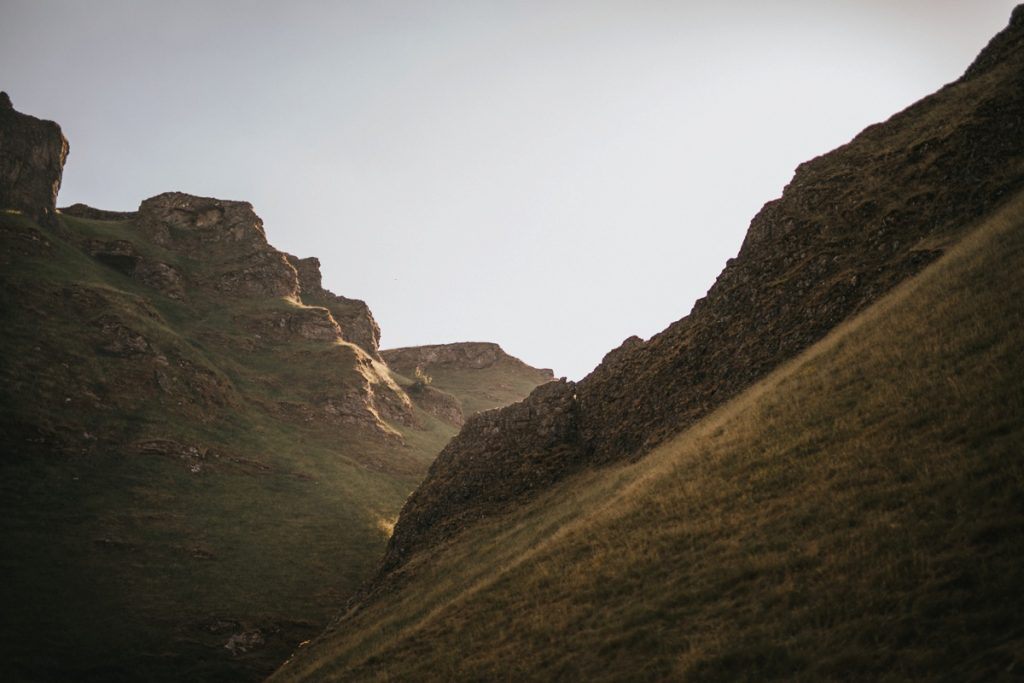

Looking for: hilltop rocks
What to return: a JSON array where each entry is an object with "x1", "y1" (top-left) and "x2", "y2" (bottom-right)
[
  {"x1": 379, "y1": 6, "x2": 1024, "y2": 572},
  {"x1": 384, "y1": 342, "x2": 506, "y2": 370},
  {"x1": 82, "y1": 238, "x2": 186, "y2": 300},
  {"x1": 137, "y1": 192, "x2": 299, "y2": 299},
  {"x1": 383, "y1": 342, "x2": 552, "y2": 377},
  {"x1": 0, "y1": 92, "x2": 69, "y2": 225}
]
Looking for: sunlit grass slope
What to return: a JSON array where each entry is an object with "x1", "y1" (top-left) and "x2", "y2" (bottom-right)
[{"x1": 273, "y1": 195, "x2": 1024, "y2": 682}]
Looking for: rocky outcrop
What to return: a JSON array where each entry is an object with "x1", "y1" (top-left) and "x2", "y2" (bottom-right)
[
  {"x1": 137, "y1": 192, "x2": 300, "y2": 299},
  {"x1": 377, "y1": 6, "x2": 1024, "y2": 573},
  {"x1": 383, "y1": 342, "x2": 552, "y2": 377},
  {"x1": 383, "y1": 379, "x2": 576, "y2": 568},
  {"x1": 0, "y1": 92, "x2": 69, "y2": 225},
  {"x1": 82, "y1": 238, "x2": 186, "y2": 300},
  {"x1": 286, "y1": 254, "x2": 382, "y2": 361}
]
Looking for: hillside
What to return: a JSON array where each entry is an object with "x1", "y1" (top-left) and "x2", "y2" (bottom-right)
[
  {"x1": 370, "y1": 3, "x2": 1024, "y2": 581},
  {"x1": 0, "y1": 96, "x2": 551, "y2": 682},
  {"x1": 383, "y1": 342, "x2": 554, "y2": 418},
  {"x1": 270, "y1": 157, "x2": 1024, "y2": 683},
  {"x1": 273, "y1": 6, "x2": 1024, "y2": 681}
]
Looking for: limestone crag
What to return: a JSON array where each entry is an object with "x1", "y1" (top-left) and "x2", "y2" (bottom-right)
[
  {"x1": 383, "y1": 341, "x2": 552, "y2": 376},
  {"x1": 137, "y1": 192, "x2": 300, "y2": 299},
  {"x1": 286, "y1": 254, "x2": 382, "y2": 360},
  {"x1": 0, "y1": 91, "x2": 69, "y2": 225},
  {"x1": 378, "y1": 6, "x2": 1024, "y2": 574}
]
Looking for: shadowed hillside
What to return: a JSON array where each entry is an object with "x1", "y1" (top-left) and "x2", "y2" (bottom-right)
[
  {"x1": 272, "y1": 6, "x2": 1024, "y2": 681},
  {"x1": 0, "y1": 97, "x2": 550, "y2": 682},
  {"x1": 270, "y1": 148, "x2": 1024, "y2": 683},
  {"x1": 373, "y1": 3, "x2": 1024, "y2": 581}
]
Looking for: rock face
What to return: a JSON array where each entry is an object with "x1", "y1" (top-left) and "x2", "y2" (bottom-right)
[
  {"x1": 0, "y1": 92, "x2": 69, "y2": 225},
  {"x1": 378, "y1": 7, "x2": 1024, "y2": 574},
  {"x1": 286, "y1": 254, "x2": 383, "y2": 360},
  {"x1": 383, "y1": 341, "x2": 552, "y2": 375},
  {"x1": 382, "y1": 342, "x2": 555, "y2": 421},
  {"x1": 126, "y1": 192, "x2": 412, "y2": 435}
]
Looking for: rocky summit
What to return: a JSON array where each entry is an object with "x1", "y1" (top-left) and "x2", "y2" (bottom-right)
[
  {"x1": 0, "y1": 96, "x2": 550, "y2": 681},
  {"x1": 0, "y1": 91, "x2": 68, "y2": 226},
  {"x1": 376, "y1": 5, "x2": 1024, "y2": 578}
]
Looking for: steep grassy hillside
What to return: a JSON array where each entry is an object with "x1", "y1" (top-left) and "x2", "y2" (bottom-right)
[
  {"x1": 0, "y1": 196, "x2": 549, "y2": 682},
  {"x1": 271, "y1": 182, "x2": 1024, "y2": 682},
  {"x1": 371, "y1": 6, "x2": 1024, "y2": 579}
]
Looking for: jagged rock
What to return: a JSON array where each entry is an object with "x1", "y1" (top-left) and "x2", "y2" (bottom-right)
[
  {"x1": 384, "y1": 342, "x2": 504, "y2": 369},
  {"x1": 0, "y1": 91, "x2": 69, "y2": 225},
  {"x1": 136, "y1": 192, "x2": 298, "y2": 299},
  {"x1": 286, "y1": 254, "x2": 382, "y2": 360},
  {"x1": 378, "y1": 7, "x2": 1024, "y2": 574},
  {"x1": 244, "y1": 306, "x2": 344, "y2": 344},
  {"x1": 382, "y1": 380, "x2": 577, "y2": 568}
]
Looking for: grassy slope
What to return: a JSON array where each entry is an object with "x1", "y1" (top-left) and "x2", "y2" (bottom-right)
[
  {"x1": 429, "y1": 364, "x2": 553, "y2": 417},
  {"x1": 385, "y1": 355, "x2": 552, "y2": 418},
  {"x1": 273, "y1": 194, "x2": 1024, "y2": 682},
  {"x1": 0, "y1": 212, "x2": 457, "y2": 682}
]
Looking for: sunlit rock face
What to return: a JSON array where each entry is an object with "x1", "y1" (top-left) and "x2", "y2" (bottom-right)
[
  {"x1": 375, "y1": 6, "x2": 1024, "y2": 576},
  {"x1": 285, "y1": 253, "x2": 383, "y2": 361},
  {"x1": 0, "y1": 91, "x2": 69, "y2": 225}
]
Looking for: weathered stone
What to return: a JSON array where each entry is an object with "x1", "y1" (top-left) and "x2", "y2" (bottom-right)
[
  {"x1": 0, "y1": 92, "x2": 69, "y2": 225},
  {"x1": 136, "y1": 192, "x2": 299, "y2": 299},
  {"x1": 285, "y1": 254, "x2": 383, "y2": 360},
  {"x1": 383, "y1": 342, "x2": 553, "y2": 377}
]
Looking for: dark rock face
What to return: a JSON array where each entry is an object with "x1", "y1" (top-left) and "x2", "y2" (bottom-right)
[
  {"x1": 383, "y1": 379, "x2": 577, "y2": 567},
  {"x1": 285, "y1": 254, "x2": 383, "y2": 360},
  {"x1": 137, "y1": 192, "x2": 300, "y2": 299},
  {"x1": 0, "y1": 92, "x2": 69, "y2": 225},
  {"x1": 378, "y1": 7, "x2": 1024, "y2": 573}
]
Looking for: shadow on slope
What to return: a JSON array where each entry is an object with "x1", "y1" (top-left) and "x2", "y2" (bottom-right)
[{"x1": 271, "y1": 189, "x2": 1024, "y2": 681}]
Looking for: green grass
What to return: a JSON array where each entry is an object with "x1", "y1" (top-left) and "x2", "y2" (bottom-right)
[
  {"x1": 390, "y1": 361, "x2": 552, "y2": 417},
  {"x1": 0, "y1": 210, "x2": 533, "y2": 682},
  {"x1": 271, "y1": 193, "x2": 1024, "y2": 682}
]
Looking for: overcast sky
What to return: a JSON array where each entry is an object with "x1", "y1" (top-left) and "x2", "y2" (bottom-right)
[{"x1": 2, "y1": 1, "x2": 1017, "y2": 379}]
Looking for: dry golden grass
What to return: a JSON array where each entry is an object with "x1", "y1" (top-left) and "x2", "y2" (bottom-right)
[{"x1": 273, "y1": 191, "x2": 1024, "y2": 682}]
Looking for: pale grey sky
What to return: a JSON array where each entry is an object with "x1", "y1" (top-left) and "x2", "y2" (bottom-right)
[{"x1": 2, "y1": 1, "x2": 1017, "y2": 379}]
